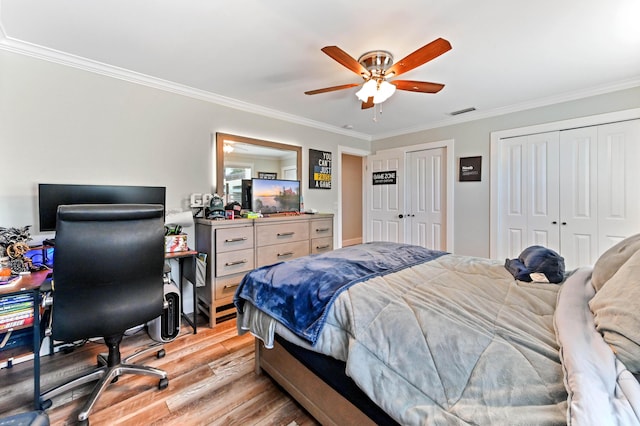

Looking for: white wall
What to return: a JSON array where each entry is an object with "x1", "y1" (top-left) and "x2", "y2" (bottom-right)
[
  {"x1": 372, "y1": 86, "x2": 640, "y2": 257},
  {"x1": 0, "y1": 50, "x2": 366, "y2": 246}
]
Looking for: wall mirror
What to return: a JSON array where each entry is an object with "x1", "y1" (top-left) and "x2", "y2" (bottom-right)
[{"x1": 215, "y1": 133, "x2": 302, "y2": 204}]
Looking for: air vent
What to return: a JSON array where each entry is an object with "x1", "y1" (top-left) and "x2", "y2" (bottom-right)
[{"x1": 449, "y1": 107, "x2": 476, "y2": 116}]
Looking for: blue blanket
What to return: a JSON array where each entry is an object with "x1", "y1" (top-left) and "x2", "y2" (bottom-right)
[{"x1": 234, "y1": 242, "x2": 447, "y2": 344}]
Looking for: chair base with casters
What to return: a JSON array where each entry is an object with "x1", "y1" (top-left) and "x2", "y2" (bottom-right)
[{"x1": 40, "y1": 334, "x2": 169, "y2": 425}]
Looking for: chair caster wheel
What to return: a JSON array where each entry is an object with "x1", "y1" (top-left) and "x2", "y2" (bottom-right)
[
  {"x1": 158, "y1": 377, "x2": 169, "y2": 390},
  {"x1": 41, "y1": 398, "x2": 53, "y2": 409},
  {"x1": 157, "y1": 349, "x2": 166, "y2": 358},
  {"x1": 77, "y1": 418, "x2": 89, "y2": 426}
]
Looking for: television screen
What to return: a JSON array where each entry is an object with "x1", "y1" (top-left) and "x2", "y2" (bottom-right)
[
  {"x1": 251, "y1": 178, "x2": 300, "y2": 214},
  {"x1": 38, "y1": 183, "x2": 166, "y2": 232}
]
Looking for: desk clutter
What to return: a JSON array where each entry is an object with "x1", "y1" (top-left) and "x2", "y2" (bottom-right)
[{"x1": 0, "y1": 225, "x2": 36, "y2": 276}]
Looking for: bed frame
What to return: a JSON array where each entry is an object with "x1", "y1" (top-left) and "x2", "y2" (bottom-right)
[{"x1": 254, "y1": 338, "x2": 376, "y2": 426}]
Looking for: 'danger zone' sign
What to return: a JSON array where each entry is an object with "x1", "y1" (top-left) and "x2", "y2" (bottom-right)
[{"x1": 372, "y1": 170, "x2": 397, "y2": 185}]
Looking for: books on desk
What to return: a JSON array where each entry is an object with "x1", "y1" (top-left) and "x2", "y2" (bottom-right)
[{"x1": 0, "y1": 293, "x2": 34, "y2": 332}]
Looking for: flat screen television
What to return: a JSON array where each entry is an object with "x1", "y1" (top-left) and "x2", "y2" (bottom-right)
[
  {"x1": 251, "y1": 178, "x2": 300, "y2": 214},
  {"x1": 38, "y1": 183, "x2": 166, "y2": 232}
]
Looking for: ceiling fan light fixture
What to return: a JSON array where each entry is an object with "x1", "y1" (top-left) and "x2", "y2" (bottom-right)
[
  {"x1": 356, "y1": 79, "x2": 396, "y2": 104},
  {"x1": 355, "y1": 79, "x2": 378, "y2": 102},
  {"x1": 373, "y1": 80, "x2": 396, "y2": 104}
]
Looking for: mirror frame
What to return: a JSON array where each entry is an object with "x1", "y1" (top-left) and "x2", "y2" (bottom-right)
[{"x1": 215, "y1": 132, "x2": 302, "y2": 195}]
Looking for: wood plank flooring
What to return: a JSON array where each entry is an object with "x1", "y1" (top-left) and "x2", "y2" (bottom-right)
[{"x1": 0, "y1": 316, "x2": 319, "y2": 425}]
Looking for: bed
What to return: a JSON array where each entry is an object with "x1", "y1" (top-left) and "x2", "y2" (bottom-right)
[{"x1": 234, "y1": 240, "x2": 640, "y2": 425}]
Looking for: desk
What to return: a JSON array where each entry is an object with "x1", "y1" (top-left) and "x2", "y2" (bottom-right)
[
  {"x1": 165, "y1": 250, "x2": 198, "y2": 334},
  {"x1": 0, "y1": 270, "x2": 48, "y2": 410}
]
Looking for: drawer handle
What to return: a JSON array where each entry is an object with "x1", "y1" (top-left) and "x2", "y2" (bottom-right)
[
  {"x1": 225, "y1": 237, "x2": 247, "y2": 242},
  {"x1": 315, "y1": 228, "x2": 330, "y2": 232},
  {"x1": 277, "y1": 251, "x2": 294, "y2": 257},
  {"x1": 223, "y1": 283, "x2": 240, "y2": 290},
  {"x1": 225, "y1": 259, "x2": 248, "y2": 266},
  {"x1": 277, "y1": 232, "x2": 295, "y2": 237},
  {"x1": 316, "y1": 244, "x2": 330, "y2": 250}
]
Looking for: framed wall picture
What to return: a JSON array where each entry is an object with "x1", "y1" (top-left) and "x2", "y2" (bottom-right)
[
  {"x1": 258, "y1": 172, "x2": 277, "y2": 179},
  {"x1": 459, "y1": 156, "x2": 482, "y2": 181},
  {"x1": 309, "y1": 149, "x2": 332, "y2": 189}
]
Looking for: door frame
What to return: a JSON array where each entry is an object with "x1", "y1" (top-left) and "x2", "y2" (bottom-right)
[
  {"x1": 366, "y1": 139, "x2": 455, "y2": 252},
  {"x1": 490, "y1": 107, "x2": 640, "y2": 258},
  {"x1": 337, "y1": 145, "x2": 370, "y2": 249}
]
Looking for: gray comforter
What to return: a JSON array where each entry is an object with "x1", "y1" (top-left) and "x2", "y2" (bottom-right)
[{"x1": 239, "y1": 254, "x2": 640, "y2": 425}]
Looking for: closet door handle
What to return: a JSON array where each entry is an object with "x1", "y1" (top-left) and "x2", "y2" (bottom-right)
[
  {"x1": 552, "y1": 221, "x2": 558, "y2": 225},
  {"x1": 562, "y1": 222, "x2": 567, "y2": 225}
]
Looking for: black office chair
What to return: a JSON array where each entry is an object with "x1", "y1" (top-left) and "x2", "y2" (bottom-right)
[{"x1": 40, "y1": 204, "x2": 169, "y2": 424}]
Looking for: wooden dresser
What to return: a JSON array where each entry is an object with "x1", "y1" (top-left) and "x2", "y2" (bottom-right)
[{"x1": 195, "y1": 214, "x2": 333, "y2": 327}]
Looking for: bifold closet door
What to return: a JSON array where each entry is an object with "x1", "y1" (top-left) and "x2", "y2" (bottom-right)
[
  {"x1": 496, "y1": 132, "x2": 560, "y2": 259},
  {"x1": 595, "y1": 120, "x2": 640, "y2": 253},
  {"x1": 558, "y1": 126, "x2": 599, "y2": 268}
]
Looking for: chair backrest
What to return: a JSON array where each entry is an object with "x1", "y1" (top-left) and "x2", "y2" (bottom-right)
[{"x1": 52, "y1": 204, "x2": 165, "y2": 342}]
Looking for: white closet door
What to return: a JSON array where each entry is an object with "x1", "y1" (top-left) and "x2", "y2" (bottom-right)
[
  {"x1": 367, "y1": 150, "x2": 405, "y2": 243},
  {"x1": 559, "y1": 126, "x2": 599, "y2": 268},
  {"x1": 497, "y1": 132, "x2": 559, "y2": 259},
  {"x1": 526, "y1": 132, "x2": 560, "y2": 252},
  {"x1": 407, "y1": 148, "x2": 446, "y2": 250},
  {"x1": 597, "y1": 120, "x2": 640, "y2": 252}
]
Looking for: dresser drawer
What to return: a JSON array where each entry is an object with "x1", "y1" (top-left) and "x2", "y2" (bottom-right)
[
  {"x1": 215, "y1": 226, "x2": 254, "y2": 253},
  {"x1": 215, "y1": 248, "x2": 254, "y2": 277},
  {"x1": 256, "y1": 240, "x2": 309, "y2": 267},
  {"x1": 311, "y1": 237, "x2": 333, "y2": 254},
  {"x1": 214, "y1": 273, "x2": 245, "y2": 302},
  {"x1": 310, "y1": 219, "x2": 333, "y2": 238},
  {"x1": 256, "y1": 221, "x2": 309, "y2": 247}
]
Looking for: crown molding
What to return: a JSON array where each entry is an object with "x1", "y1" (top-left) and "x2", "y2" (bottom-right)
[
  {"x1": 0, "y1": 35, "x2": 372, "y2": 142},
  {"x1": 372, "y1": 77, "x2": 640, "y2": 140},
  {"x1": 1, "y1": 33, "x2": 637, "y2": 143}
]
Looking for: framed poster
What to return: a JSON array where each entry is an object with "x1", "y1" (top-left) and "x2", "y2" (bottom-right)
[
  {"x1": 309, "y1": 149, "x2": 332, "y2": 189},
  {"x1": 459, "y1": 156, "x2": 482, "y2": 181},
  {"x1": 258, "y1": 172, "x2": 277, "y2": 179}
]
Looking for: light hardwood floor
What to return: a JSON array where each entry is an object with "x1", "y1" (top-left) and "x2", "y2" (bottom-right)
[{"x1": 0, "y1": 317, "x2": 319, "y2": 425}]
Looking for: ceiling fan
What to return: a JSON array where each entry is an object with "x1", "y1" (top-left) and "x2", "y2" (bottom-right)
[{"x1": 305, "y1": 38, "x2": 452, "y2": 109}]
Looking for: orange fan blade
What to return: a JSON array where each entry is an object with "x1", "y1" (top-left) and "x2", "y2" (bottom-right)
[
  {"x1": 391, "y1": 80, "x2": 445, "y2": 93},
  {"x1": 385, "y1": 38, "x2": 452, "y2": 78},
  {"x1": 361, "y1": 97, "x2": 374, "y2": 109},
  {"x1": 321, "y1": 46, "x2": 370, "y2": 77},
  {"x1": 305, "y1": 83, "x2": 360, "y2": 95}
]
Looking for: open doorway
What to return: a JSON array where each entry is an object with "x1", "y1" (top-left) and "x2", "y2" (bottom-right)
[{"x1": 341, "y1": 153, "x2": 364, "y2": 247}]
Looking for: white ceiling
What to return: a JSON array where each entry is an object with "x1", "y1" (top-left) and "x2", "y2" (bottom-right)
[{"x1": 1, "y1": 0, "x2": 639, "y2": 141}]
